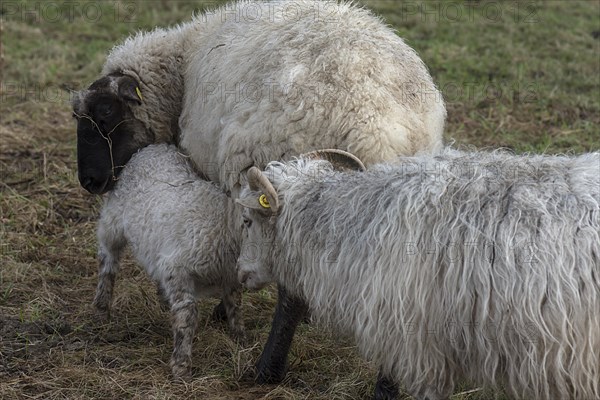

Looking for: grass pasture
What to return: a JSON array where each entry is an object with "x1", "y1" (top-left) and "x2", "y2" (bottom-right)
[{"x1": 1, "y1": 0, "x2": 599, "y2": 399}]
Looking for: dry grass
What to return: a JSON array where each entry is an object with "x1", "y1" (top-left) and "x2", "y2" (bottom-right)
[{"x1": 1, "y1": 1, "x2": 598, "y2": 399}]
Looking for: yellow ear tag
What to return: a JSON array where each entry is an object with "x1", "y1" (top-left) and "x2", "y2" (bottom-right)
[
  {"x1": 258, "y1": 194, "x2": 271, "y2": 209},
  {"x1": 135, "y1": 86, "x2": 143, "y2": 101}
]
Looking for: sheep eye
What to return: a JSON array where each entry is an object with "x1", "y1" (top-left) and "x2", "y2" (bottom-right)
[{"x1": 243, "y1": 218, "x2": 252, "y2": 228}]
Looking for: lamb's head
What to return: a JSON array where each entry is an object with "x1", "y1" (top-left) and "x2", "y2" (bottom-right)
[
  {"x1": 73, "y1": 73, "x2": 148, "y2": 194},
  {"x1": 236, "y1": 150, "x2": 366, "y2": 290}
]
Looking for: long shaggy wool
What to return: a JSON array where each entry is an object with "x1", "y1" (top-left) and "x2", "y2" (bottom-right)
[
  {"x1": 102, "y1": 0, "x2": 445, "y2": 193},
  {"x1": 260, "y1": 149, "x2": 600, "y2": 400}
]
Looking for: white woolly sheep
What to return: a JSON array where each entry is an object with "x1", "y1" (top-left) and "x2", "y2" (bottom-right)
[
  {"x1": 74, "y1": 0, "x2": 445, "y2": 391},
  {"x1": 75, "y1": 0, "x2": 445, "y2": 194},
  {"x1": 94, "y1": 143, "x2": 243, "y2": 379},
  {"x1": 236, "y1": 149, "x2": 600, "y2": 400},
  {"x1": 178, "y1": 0, "x2": 446, "y2": 190}
]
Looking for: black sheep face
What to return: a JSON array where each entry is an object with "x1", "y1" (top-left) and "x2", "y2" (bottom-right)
[{"x1": 73, "y1": 73, "x2": 149, "y2": 195}]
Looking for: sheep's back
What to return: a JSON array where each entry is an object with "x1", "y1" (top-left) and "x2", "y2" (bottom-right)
[
  {"x1": 179, "y1": 0, "x2": 445, "y2": 191},
  {"x1": 275, "y1": 150, "x2": 600, "y2": 399}
]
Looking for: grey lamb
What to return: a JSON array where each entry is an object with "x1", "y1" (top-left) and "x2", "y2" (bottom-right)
[{"x1": 94, "y1": 144, "x2": 243, "y2": 379}]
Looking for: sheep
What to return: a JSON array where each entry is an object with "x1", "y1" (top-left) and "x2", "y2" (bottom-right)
[
  {"x1": 178, "y1": 0, "x2": 445, "y2": 191},
  {"x1": 72, "y1": 0, "x2": 445, "y2": 391},
  {"x1": 93, "y1": 143, "x2": 244, "y2": 379},
  {"x1": 74, "y1": 0, "x2": 445, "y2": 194},
  {"x1": 236, "y1": 148, "x2": 600, "y2": 400}
]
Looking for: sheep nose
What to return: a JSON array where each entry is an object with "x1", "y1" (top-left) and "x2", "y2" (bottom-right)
[
  {"x1": 80, "y1": 174, "x2": 111, "y2": 194},
  {"x1": 81, "y1": 176, "x2": 94, "y2": 190}
]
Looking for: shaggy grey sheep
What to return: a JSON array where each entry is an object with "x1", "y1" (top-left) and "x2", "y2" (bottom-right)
[
  {"x1": 237, "y1": 149, "x2": 600, "y2": 400},
  {"x1": 94, "y1": 143, "x2": 243, "y2": 379}
]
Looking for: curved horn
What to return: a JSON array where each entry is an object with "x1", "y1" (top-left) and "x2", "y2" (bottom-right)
[
  {"x1": 301, "y1": 149, "x2": 366, "y2": 172},
  {"x1": 247, "y1": 166, "x2": 279, "y2": 213}
]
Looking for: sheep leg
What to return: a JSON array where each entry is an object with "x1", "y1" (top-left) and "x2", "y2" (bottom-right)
[
  {"x1": 257, "y1": 287, "x2": 398, "y2": 400},
  {"x1": 255, "y1": 285, "x2": 308, "y2": 383},
  {"x1": 211, "y1": 299, "x2": 228, "y2": 322},
  {"x1": 373, "y1": 372, "x2": 399, "y2": 400},
  {"x1": 92, "y1": 242, "x2": 124, "y2": 319},
  {"x1": 222, "y1": 288, "x2": 245, "y2": 340},
  {"x1": 168, "y1": 287, "x2": 198, "y2": 380}
]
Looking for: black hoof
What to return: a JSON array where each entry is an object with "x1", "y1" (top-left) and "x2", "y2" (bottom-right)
[{"x1": 255, "y1": 360, "x2": 286, "y2": 384}]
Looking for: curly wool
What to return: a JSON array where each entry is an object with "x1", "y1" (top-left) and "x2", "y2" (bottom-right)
[
  {"x1": 95, "y1": 144, "x2": 246, "y2": 377},
  {"x1": 100, "y1": 23, "x2": 192, "y2": 143},
  {"x1": 98, "y1": 143, "x2": 241, "y2": 297},
  {"x1": 102, "y1": 0, "x2": 445, "y2": 192},
  {"x1": 261, "y1": 149, "x2": 600, "y2": 399}
]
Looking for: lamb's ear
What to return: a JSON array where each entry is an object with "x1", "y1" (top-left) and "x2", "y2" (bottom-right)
[{"x1": 117, "y1": 75, "x2": 143, "y2": 105}]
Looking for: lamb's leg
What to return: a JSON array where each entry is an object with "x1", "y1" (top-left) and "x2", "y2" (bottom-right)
[
  {"x1": 222, "y1": 287, "x2": 245, "y2": 340},
  {"x1": 166, "y1": 282, "x2": 198, "y2": 380},
  {"x1": 156, "y1": 282, "x2": 171, "y2": 312},
  {"x1": 373, "y1": 372, "x2": 399, "y2": 400},
  {"x1": 92, "y1": 241, "x2": 124, "y2": 320},
  {"x1": 255, "y1": 285, "x2": 308, "y2": 383}
]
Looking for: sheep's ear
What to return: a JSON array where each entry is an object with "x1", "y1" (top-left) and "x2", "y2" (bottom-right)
[
  {"x1": 71, "y1": 90, "x2": 86, "y2": 112},
  {"x1": 247, "y1": 167, "x2": 279, "y2": 212},
  {"x1": 117, "y1": 76, "x2": 143, "y2": 105}
]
